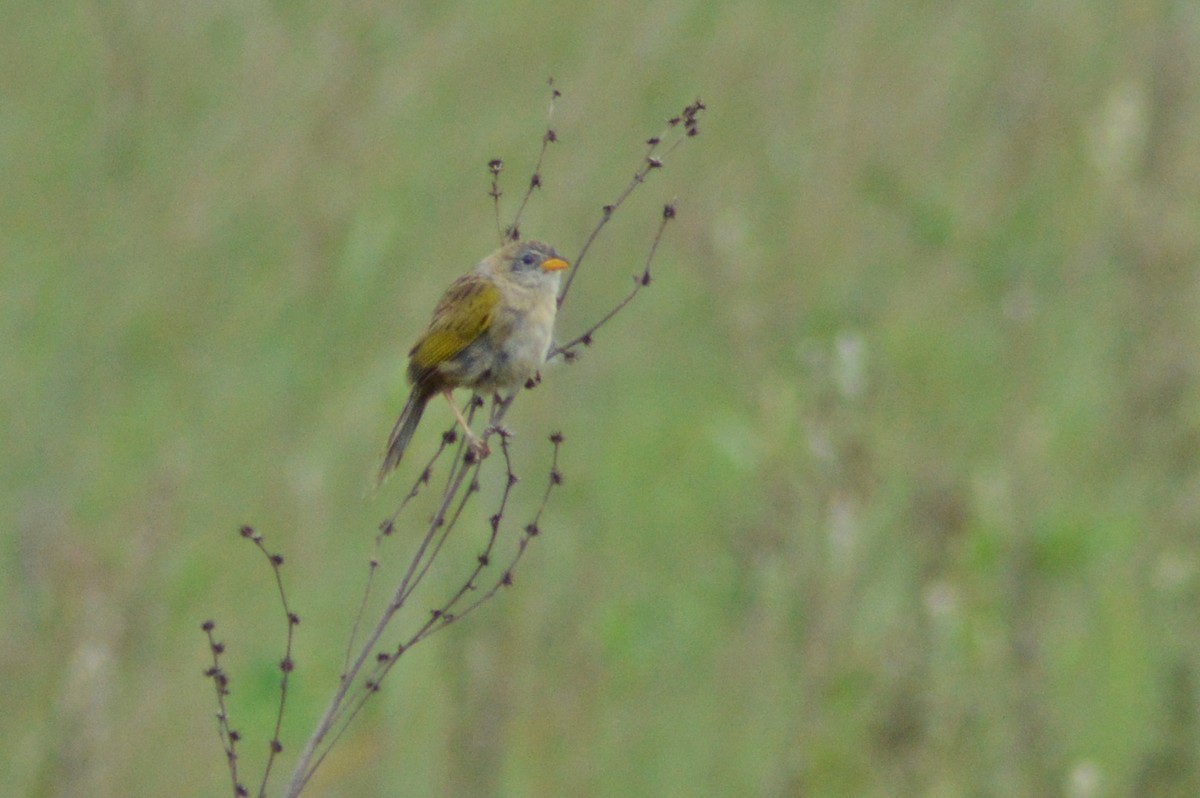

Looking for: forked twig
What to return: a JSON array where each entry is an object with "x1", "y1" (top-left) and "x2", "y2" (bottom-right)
[
  {"x1": 202, "y1": 527, "x2": 299, "y2": 798},
  {"x1": 201, "y1": 620, "x2": 243, "y2": 797},
  {"x1": 492, "y1": 78, "x2": 562, "y2": 244},
  {"x1": 551, "y1": 202, "x2": 676, "y2": 359},
  {"x1": 557, "y1": 98, "x2": 704, "y2": 309},
  {"x1": 205, "y1": 89, "x2": 705, "y2": 798}
]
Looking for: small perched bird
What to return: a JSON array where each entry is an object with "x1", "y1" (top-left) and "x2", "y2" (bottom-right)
[{"x1": 379, "y1": 240, "x2": 569, "y2": 482}]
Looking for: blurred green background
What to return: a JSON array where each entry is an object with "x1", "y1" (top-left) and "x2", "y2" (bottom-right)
[{"x1": 4, "y1": 1, "x2": 1200, "y2": 796}]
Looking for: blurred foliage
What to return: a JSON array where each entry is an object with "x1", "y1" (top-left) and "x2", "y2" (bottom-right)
[{"x1": 3, "y1": 0, "x2": 1200, "y2": 796}]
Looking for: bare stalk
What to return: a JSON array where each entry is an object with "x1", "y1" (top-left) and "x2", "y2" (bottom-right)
[{"x1": 203, "y1": 91, "x2": 705, "y2": 798}]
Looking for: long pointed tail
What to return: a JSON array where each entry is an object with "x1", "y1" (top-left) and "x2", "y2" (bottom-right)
[{"x1": 378, "y1": 388, "x2": 428, "y2": 483}]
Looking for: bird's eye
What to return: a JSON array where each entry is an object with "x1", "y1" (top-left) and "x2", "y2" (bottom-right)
[{"x1": 520, "y1": 252, "x2": 536, "y2": 266}]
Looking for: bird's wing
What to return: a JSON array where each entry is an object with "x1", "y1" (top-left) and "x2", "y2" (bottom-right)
[{"x1": 408, "y1": 273, "x2": 501, "y2": 374}]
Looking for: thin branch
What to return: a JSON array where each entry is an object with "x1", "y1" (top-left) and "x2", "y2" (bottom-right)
[
  {"x1": 506, "y1": 78, "x2": 562, "y2": 242},
  {"x1": 343, "y1": 432, "x2": 456, "y2": 677},
  {"x1": 423, "y1": 430, "x2": 521, "y2": 619},
  {"x1": 283, "y1": 433, "x2": 481, "y2": 797},
  {"x1": 443, "y1": 432, "x2": 564, "y2": 625},
  {"x1": 201, "y1": 620, "x2": 246, "y2": 798},
  {"x1": 488, "y1": 159, "x2": 505, "y2": 242},
  {"x1": 239, "y1": 528, "x2": 299, "y2": 798},
  {"x1": 341, "y1": 431, "x2": 562, "y2": 716},
  {"x1": 201, "y1": 525, "x2": 300, "y2": 798},
  {"x1": 314, "y1": 432, "x2": 529, "y2": 760},
  {"x1": 550, "y1": 202, "x2": 676, "y2": 359},
  {"x1": 557, "y1": 98, "x2": 704, "y2": 311},
  {"x1": 227, "y1": 92, "x2": 706, "y2": 798}
]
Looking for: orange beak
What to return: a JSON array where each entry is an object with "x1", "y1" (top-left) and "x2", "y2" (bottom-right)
[{"x1": 541, "y1": 257, "x2": 569, "y2": 272}]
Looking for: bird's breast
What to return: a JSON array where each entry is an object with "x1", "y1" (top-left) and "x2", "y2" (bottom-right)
[{"x1": 486, "y1": 290, "x2": 556, "y2": 384}]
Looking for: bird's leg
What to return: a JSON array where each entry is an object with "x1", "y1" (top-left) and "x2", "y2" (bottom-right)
[
  {"x1": 443, "y1": 390, "x2": 490, "y2": 459},
  {"x1": 483, "y1": 391, "x2": 516, "y2": 440}
]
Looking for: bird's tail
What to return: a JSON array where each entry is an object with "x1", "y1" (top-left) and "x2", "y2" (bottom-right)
[{"x1": 378, "y1": 388, "x2": 428, "y2": 484}]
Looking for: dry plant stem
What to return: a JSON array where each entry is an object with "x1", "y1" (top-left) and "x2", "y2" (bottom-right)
[
  {"x1": 332, "y1": 434, "x2": 563, "y2": 718},
  {"x1": 284, "y1": 428, "x2": 482, "y2": 797},
  {"x1": 287, "y1": 427, "x2": 559, "y2": 797},
  {"x1": 491, "y1": 79, "x2": 560, "y2": 244},
  {"x1": 341, "y1": 440, "x2": 447, "y2": 678},
  {"x1": 316, "y1": 434, "x2": 528, "y2": 752},
  {"x1": 550, "y1": 203, "x2": 674, "y2": 359},
  {"x1": 340, "y1": 397, "x2": 482, "y2": 676},
  {"x1": 202, "y1": 527, "x2": 299, "y2": 798},
  {"x1": 557, "y1": 98, "x2": 703, "y2": 309},
  {"x1": 421, "y1": 432, "x2": 520, "y2": 615},
  {"x1": 446, "y1": 433, "x2": 564, "y2": 622},
  {"x1": 295, "y1": 462, "x2": 482, "y2": 789},
  {"x1": 280, "y1": 97, "x2": 702, "y2": 798},
  {"x1": 488, "y1": 158, "x2": 504, "y2": 240},
  {"x1": 246, "y1": 531, "x2": 299, "y2": 798},
  {"x1": 505, "y1": 91, "x2": 559, "y2": 241},
  {"x1": 202, "y1": 622, "x2": 244, "y2": 798},
  {"x1": 483, "y1": 97, "x2": 703, "y2": 442}
]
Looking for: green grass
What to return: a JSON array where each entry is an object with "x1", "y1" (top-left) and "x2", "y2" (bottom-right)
[{"x1": 3, "y1": 1, "x2": 1200, "y2": 796}]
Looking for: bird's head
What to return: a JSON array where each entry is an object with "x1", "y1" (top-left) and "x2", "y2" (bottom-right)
[{"x1": 482, "y1": 240, "x2": 569, "y2": 290}]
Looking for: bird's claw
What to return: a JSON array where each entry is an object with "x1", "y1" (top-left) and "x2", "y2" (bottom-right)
[
  {"x1": 467, "y1": 435, "x2": 491, "y2": 460},
  {"x1": 482, "y1": 424, "x2": 512, "y2": 441}
]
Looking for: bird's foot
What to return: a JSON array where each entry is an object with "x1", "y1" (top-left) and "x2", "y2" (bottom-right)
[
  {"x1": 466, "y1": 434, "x2": 491, "y2": 461},
  {"x1": 483, "y1": 424, "x2": 512, "y2": 441}
]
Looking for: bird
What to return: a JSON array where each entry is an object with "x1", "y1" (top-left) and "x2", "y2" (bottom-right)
[{"x1": 378, "y1": 240, "x2": 569, "y2": 482}]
